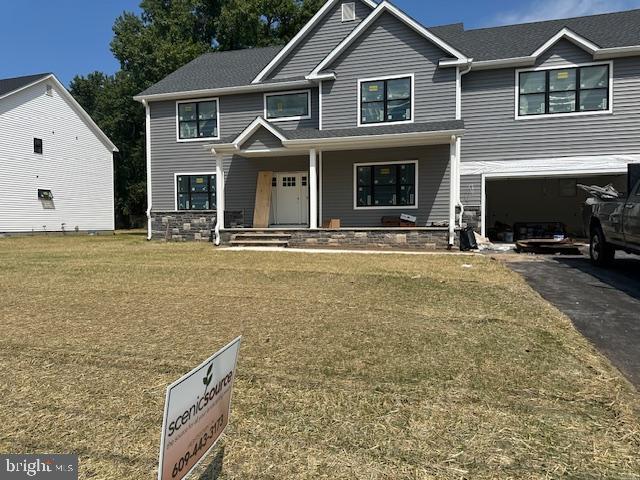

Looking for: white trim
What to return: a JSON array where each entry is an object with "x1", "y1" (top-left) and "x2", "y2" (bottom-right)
[
  {"x1": 134, "y1": 79, "x2": 313, "y2": 102},
  {"x1": 252, "y1": 0, "x2": 377, "y2": 84},
  {"x1": 283, "y1": 128, "x2": 463, "y2": 150},
  {"x1": 594, "y1": 45, "x2": 640, "y2": 59},
  {"x1": 173, "y1": 171, "x2": 218, "y2": 212},
  {"x1": 0, "y1": 74, "x2": 118, "y2": 152},
  {"x1": 309, "y1": 149, "x2": 318, "y2": 228},
  {"x1": 319, "y1": 151, "x2": 323, "y2": 225},
  {"x1": 215, "y1": 153, "x2": 225, "y2": 239},
  {"x1": 263, "y1": 89, "x2": 312, "y2": 122},
  {"x1": 449, "y1": 137, "x2": 457, "y2": 245},
  {"x1": 480, "y1": 174, "x2": 486, "y2": 237},
  {"x1": 310, "y1": 1, "x2": 468, "y2": 77},
  {"x1": 483, "y1": 168, "x2": 630, "y2": 179},
  {"x1": 144, "y1": 101, "x2": 152, "y2": 240},
  {"x1": 352, "y1": 159, "x2": 419, "y2": 210},
  {"x1": 514, "y1": 60, "x2": 613, "y2": 121},
  {"x1": 233, "y1": 116, "x2": 288, "y2": 148},
  {"x1": 531, "y1": 28, "x2": 599, "y2": 58},
  {"x1": 455, "y1": 67, "x2": 461, "y2": 120},
  {"x1": 176, "y1": 97, "x2": 220, "y2": 142},
  {"x1": 470, "y1": 57, "x2": 536, "y2": 71},
  {"x1": 318, "y1": 80, "x2": 323, "y2": 130},
  {"x1": 357, "y1": 73, "x2": 415, "y2": 127}
]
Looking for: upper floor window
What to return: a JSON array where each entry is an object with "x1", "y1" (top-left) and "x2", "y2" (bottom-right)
[
  {"x1": 359, "y1": 75, "x2": 412, "y2": 125},
  {"x1": 264, "y1": 90, "x2": 311, "y2": 121},
  {"x1": 355, "y1": 161, "x2": 417, "y2": 209},
  {"x1": 518, "y1": 63, "x2": 610, "y2": 118},
  {"x1": 176, "y1": 174, "x2": 216, "y2": 210},
  {"x1": 177, "y1": 99, "x2": 219, "y2": 140},
  {"x1": 34, "y1": 138, "x2": 43, "y2": 154}
]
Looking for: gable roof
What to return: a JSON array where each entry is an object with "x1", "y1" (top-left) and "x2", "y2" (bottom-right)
[
  {"x1": 251, "y1": 0, "x2": 377, "y2": 84},
  {"x1": 0, "y1": 73, "x2": 51, "y2": 99},
  {"x1": 136, "y1": 46, "x2": 286, "y2": 98},
  {"x1": 431, "y1": 8, "x2": 640, "y2": 63},
  {"x1": 310, "y1": 0, "x2": 469, "y2": 77},
  {"x1": 0, "y1": 73, "x2": 118, "y2": 152}
]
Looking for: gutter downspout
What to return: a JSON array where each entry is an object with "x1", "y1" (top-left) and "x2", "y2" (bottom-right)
[
  {"x1": 456, "y1": 60, "x2": 473, "y2": 229},
  {"x1": 143, "y1": 100, "x2": 153, "y2": 240}
]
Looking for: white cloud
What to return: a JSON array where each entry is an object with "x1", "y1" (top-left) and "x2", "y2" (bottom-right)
[{"x1": 493, "y1": 0, "x2": 640, "y2": 26}]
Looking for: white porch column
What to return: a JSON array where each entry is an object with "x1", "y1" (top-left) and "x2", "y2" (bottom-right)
[
  {"x1": 215, "y1": 151, "x2": 225, "y2": 231},
  {"x1": 449, "y1": 136, "x2": 458, "y2": 246},
  {"x1": 309, "y1": 148, "x2": 318, "y2": 229}
]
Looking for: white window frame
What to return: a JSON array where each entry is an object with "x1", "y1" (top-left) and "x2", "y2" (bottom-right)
[
  {"x1": 263, "y1": 89, "x2": 312, "y2": 122},
  {"x1": 357, "y1": 73, "x2": 415, "y2": 127},
  {"x1": 175, "y1": 97, "x2": 220, "y2": 142},
  {"x1": 514, "y1": 60, "x2": 613, "y2": 120},
  {"x1": 174, "y1": 172, "x2": 217, "y2": 211},
  {"x1": 353, "y1": 159, "x2": 419, "y2": 210}
]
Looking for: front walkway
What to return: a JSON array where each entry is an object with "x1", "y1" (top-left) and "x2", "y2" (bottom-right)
[{"x1": 508, "y1": 253, "x2": 640, "y2": 387}]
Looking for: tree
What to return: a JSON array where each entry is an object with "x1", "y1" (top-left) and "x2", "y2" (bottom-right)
[{"x1": 70, "y1": 0, "x2": 323, "y2": 227}]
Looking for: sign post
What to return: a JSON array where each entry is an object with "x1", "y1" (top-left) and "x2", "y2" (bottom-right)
[{"x1": 158, "y1": 337, "x2": 241, "y2": 480}]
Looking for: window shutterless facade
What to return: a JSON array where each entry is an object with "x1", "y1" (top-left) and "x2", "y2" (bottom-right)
[
  {"x1": 176, "y1": 99, "x2": 219, "y2": 140},
  {"x1": 264, "y1": 90, "x2": 311, "y2": 121},
  {"x1": 354, "y1": 161, "x2": 418, "y2": 209},
  {"x1": 176, "y1": 174, "x2": 216, "y2": 210},
  {"x1": 517, "y1": 63, "x2": 611, "y2": 118},
  {"x1": 359, "y1": 75, "x2": 413, "y2": 126}
]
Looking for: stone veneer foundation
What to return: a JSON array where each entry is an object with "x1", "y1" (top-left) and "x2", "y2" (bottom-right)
[{"x1": 150, "y1": 211, "x2": 217, "y2": 241}]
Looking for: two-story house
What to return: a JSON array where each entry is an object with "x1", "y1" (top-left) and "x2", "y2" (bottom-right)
[{"x1": 134, "y1": 0, "x2": 640, "y2": 247}]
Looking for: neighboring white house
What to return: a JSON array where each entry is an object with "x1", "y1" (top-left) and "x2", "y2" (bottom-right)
[{"x1": 0, "y1": 73, "x2": 117, "y2": 234}]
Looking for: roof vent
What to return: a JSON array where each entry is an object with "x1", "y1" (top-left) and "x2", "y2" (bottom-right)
[{"x1": 342, "y1": 2, "x2": 356, "y2": 22}]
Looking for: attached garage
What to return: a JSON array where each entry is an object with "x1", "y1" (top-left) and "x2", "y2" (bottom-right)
[{"x1": 485, "y1": 174, "x2": 627, "y2": 239}]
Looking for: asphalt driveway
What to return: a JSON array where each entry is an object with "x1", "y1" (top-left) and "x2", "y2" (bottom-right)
[{"x1": 508, "y1": 253, "x2": 640, "y2": 388}]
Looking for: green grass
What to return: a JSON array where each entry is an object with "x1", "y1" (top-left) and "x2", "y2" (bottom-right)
[{"x1": 0, "y1": 233, "x2": 638, "y2": 479}]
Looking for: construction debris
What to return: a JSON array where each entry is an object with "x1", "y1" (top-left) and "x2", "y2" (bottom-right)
[{"x1": 578, "y1": 183, "x2": 623, "y2": 200}]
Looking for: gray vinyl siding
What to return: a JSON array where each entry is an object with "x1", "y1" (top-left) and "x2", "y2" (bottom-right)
[
  {"x1": 322, "y1": 11, "x2": 457, "y2": 130},
  {"x1": 322, "y1": 145, "x2": 450, "y2": 226},
  {"x1": 224, "y1": 155, "x2": 309, "y2": 223},
  {"x1": 461, "y1": 43, "x2": 640, "y2": 164},
  {"x1": 535, "y1": 39, "x2": 593, "y2": 67},
  {"x1": 242, "y1": 128, "x2": 283, "y2": 150},
  {"x1": 149, "y1": 90, "x2": 317, "y2": 210},
  {"x1": 270, "y1": 0, "x2": 372, "y2": 80},
  {"x1": 460, "y1": 174, "x2": 482, "y2": 206}
]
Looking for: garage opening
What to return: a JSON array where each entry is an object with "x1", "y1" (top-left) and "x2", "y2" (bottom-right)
[{"x1": 485, "y1": 174, "x2": 626, "y2": 240}]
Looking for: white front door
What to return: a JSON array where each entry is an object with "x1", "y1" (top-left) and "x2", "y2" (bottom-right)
[{"x1": 270, "y1": 172, "x2": 308, "y2": 226}]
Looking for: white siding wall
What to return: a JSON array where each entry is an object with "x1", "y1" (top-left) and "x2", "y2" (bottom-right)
[{"x1": 0, "y1": 81, "x2": 114, "y2": 233}]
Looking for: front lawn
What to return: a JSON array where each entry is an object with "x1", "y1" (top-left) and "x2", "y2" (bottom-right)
[{"x1": 0, "y1": 234, "x2": 638, "y2": 479}]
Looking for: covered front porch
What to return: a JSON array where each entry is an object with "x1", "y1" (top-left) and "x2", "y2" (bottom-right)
[{"x1": 208, "y1": 117, "x2": 465, "y2": 248}]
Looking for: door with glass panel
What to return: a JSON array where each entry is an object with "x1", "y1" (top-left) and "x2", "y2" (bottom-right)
[{"x1": 269, "y1": 172, "x2": 309, "y2": 226}]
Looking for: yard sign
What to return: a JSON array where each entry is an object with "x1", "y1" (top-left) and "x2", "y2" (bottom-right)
[{"x1": 158, "y1": 336, "x2": 241, "y2": 480}]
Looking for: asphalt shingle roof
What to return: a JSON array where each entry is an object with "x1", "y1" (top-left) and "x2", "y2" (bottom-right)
[
  {"x1": 0, "y1": 73, "x2": 50, "y2": 97},
  {"x1": 136, "y1": 46, "x2": 284, "y2": 97},
  {"x1": 431, "y1": 9, "x2": 640, "y2": 61}
]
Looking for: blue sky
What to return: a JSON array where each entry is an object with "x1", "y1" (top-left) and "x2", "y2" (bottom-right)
[{"x1": 2, "y1": 0, "x2": 640, "y2": 86}]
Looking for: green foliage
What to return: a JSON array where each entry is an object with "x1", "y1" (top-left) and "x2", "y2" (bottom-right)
[{"x1": 69, "y1": 0, "x2": 323, "y2": 227}]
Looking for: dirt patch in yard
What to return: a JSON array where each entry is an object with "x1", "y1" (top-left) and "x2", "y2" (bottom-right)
[{"x1": 0, "y1": 233, "x2": 638, "y2": 479}]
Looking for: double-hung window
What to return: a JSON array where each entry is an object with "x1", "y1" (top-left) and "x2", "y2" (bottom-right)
[
  {"x1": 360, "y1": 76, "x2": 412, "y2": 125},
  {"x1": 177, "y1": 99, "x2": 219, "y2": 140},
  {"x1": 177, "y1": 174, "x2": 216, "y2": 210},
  {"x1": 518, "y1": 64, "x2": 610, "y2": 117},
  {"x1": 355, "y1": 162, "x2": 417, "y2": 208},
  {"x1": 264, "y1": 90, "x2": 311, "y2": 121}
]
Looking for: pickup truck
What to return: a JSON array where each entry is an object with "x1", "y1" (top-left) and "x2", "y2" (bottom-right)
[{"x1": 585, "y1": 165, "x2": 640, "y2": 265}]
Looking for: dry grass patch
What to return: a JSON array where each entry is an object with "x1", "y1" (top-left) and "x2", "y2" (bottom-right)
[{"x1": 0, "y1": 233, "x2": 638, "y2": 479}]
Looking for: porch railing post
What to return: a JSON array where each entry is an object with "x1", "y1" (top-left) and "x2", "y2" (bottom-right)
[{"x1": 309, "y1": 148, "x2": 318, "y2": 229}]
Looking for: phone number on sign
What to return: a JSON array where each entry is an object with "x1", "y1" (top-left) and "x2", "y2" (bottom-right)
[{"x1": 172, "y1": 413, "x2": 225, "y2": 478}]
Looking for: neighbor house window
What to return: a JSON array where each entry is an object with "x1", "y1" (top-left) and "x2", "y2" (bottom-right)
[
  {"x1": 177, "y1": 174, "x2": 216, "y2": 210},
  {"x1": 360, "y1": 76, "x2": 412, "y2": 125},
  {"x1": 355, "y1": 162, "x2": 417, "y2": 208},
  {"x1": 264, "y1": 90, "x2": 310, "y2": 121},
  {"x1": 177, "y1": 99, "x2": 219, "y2": 139},
  {"x1": 34, "y1": 138, "x2": 43, "y2": 154},
  {"x1": 518, "y1": 64, "x2": 610, "y2": 116}
]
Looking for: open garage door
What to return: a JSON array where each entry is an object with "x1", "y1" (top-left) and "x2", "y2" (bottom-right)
[{"x1": 485, "y1": 174, "x2": 626, "y2": 239}]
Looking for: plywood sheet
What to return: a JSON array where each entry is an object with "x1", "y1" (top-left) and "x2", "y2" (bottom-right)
[{"x1": 253, "y1": 171, "x2": 273, "y2": 228}]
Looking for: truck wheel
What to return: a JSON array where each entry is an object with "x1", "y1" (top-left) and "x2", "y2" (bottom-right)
[{"x1": 590, "y1": 227, "x2": 615, "y2": 265}]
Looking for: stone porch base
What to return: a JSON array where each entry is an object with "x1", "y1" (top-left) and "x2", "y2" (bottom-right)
[{"x1": 150, "y1": 211, "x2": 217, "y2": 241}]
